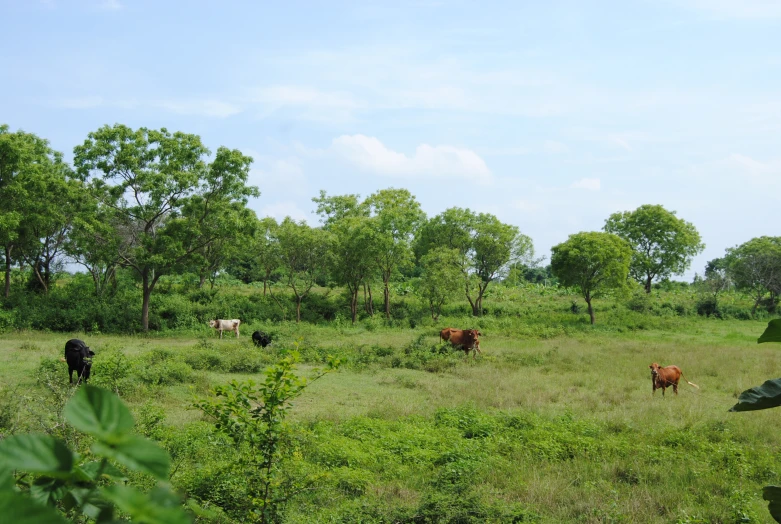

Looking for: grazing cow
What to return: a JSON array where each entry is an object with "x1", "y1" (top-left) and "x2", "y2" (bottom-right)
[
  {"x1": 446, "y1": 329, "x2": 482, "y2": 358},
  {"x1": 649, "y1": 362, "x2": 699, "y2": 397},
  {"x1": 209, "y1": 319, "x2": 241, "y2": 339},
  {"x1": 252, "y1": 330, "x2": 273, "y2": 348},
  {"x1": 64, "y1": 339, "x2": 95, "y2": 385}
]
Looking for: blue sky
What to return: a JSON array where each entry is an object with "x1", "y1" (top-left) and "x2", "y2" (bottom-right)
[{"x1": 2, "y1": 0, "x2": 780, "y2": 279}]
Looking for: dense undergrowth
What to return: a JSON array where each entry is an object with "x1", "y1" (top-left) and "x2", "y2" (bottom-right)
[
  {"x1": 0, "y1": 269, "x2": 772, "y2": 337},
  {"x1": 1, "y1": 273, "x2": 779, "y2": 522}
]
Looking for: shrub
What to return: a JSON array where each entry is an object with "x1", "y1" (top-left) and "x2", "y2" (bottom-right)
[{"x1": 696, "y1": 296, "x2": 720, "y2": 318}]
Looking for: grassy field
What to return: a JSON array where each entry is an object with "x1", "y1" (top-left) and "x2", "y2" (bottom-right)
[{"x1": 1, "y1": 311, "x2": 780, "y2": 523}]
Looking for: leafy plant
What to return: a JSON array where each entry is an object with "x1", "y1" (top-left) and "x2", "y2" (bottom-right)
[
  {"x1": 194, "y1": 351, "x2": 339, "y2": 523},
  {"x1": 729, "y1": 319, "x2": 781, "y2": 522},
  {"x1": 0, "y1": 385, "x2": 190, "y2": 523}
]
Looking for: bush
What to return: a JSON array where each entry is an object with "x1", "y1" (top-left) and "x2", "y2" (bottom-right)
[{"x1": 696, "y1": 296, "x2": 720, "y2": 318}]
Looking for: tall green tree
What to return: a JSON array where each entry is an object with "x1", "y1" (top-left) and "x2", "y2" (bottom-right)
[
  {"x1": 74, "y1": 124, "x2": 258, "y2": 332},
  {"x1": 275, "y1": 218, "x2": 333, "y2": 322},
  {"x1": 416, "y1": 208, "x2": 533, "y2": 316},
  {"x1": 418, "y1": 247, "x2": 463, "y2": 321},
  {"x1": 311, "y1": 190, "x2": 365, "y2": 229},
  {"x1": 0, "y1": 125, "x2": 77, "y2": 297},
  {"x1": 0, "y1": 125, "x2": 86, "y2": 295},
  {"x1": 725, "y1": 236, "x2": 781, "y2": 316},
  {"x1": 604, "y1": 204, "x2": 704, "y2": 293},
  {"x1": 329, "y1": 216, "x2": 376, "y2": 323},
  {"x1": 18, "y1": 166, "x2": 89, "y2": 293},
  {"x1": 364, "y1": 188, "x2": 425, "y2": 319},
  {"x1": 550, "y1": 232, "x2": 632, "y2": 324}
]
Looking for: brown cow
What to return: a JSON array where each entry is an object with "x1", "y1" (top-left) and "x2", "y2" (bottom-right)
[
  {"x1": 447, "y1": 329, "x2": 481, "y2": 358},
  {"x1": 649, "y1": 362, "x2": 699, "y2": 397},
  {"x1": 440, "y1": 328, "x2": 453, "y2": 342}
]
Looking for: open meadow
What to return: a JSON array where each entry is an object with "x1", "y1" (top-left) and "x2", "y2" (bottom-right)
[{"x1": 2, "y1": 288, "x2": 780, "y2": 523}]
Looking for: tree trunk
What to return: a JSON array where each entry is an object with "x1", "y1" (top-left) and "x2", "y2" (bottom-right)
[
  {"x1": 586, "y1": 298, "x2": 595, "y2": 325},
  {"x1": 295, "y1": 297, "x2": 302, "y2": 323},
  {"x1": 350, "y1": 288, "x2": 358, "y2": 323},
  {"x1": 644, "y1": 275, "x2": 652, "y2": 294},
  {"x1": 3, "y1": 245, "x2": 11, "y2": 298},
  {"x1": 367, "y1": 283, "x2": 374, "y2": 316},
  {"x1": 384, "y1": 280, "x2": 391, "y2": 319},
  {"x1": 142, "y1": 272, "x2": 152, "y2": 333},
  {"x1": 199, "y1": 271, "x2": 207, "y2": 289}
]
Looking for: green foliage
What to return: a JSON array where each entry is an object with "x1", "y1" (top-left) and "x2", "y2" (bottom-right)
[
  {"x1": 415, "y1": 207, "x2": 534, "y2": 316},
  {"x1": 0, "y1": 386, "x2": 189, "y2": 523},
  {"x1": 725, "y1": 236, "x2": 781, "y2": 316},
  {"x1": 195, "y1": 352, "x2": 338, "y2": 522},
  {"x1": 73, "y1": 124, "x2": 259, "y2": 331},
  {"x1": 604, "y1": 204, "x2": 704, "y2": 293},
  {"x1": 418, "y1": 247, "x2": 463, "y2": 320},
  {"x1": 550, "y1": 231, "x2": 632, "y2": 324}
]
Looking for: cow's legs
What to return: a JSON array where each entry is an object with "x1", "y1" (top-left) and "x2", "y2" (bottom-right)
[{"x1": 673, "y1": 384, "x2": 678, "y2": 395}]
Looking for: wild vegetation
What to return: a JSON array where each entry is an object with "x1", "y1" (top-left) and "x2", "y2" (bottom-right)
[{"x1": 3, "y1": 123, "x2": 781, "y2": 522}]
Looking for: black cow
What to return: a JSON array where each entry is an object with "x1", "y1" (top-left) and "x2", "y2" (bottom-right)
[
  {"x1": 252, "y1": 330, "x2": 273, "y2": 348},
  {"x1": 65, "y1": 339, "x2": 95, "y2": 384}
]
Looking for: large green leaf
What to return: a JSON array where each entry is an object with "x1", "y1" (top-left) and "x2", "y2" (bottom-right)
[
  {"x1": 101, "y1": 484, "x2": 191, "y2": 524},
  {"x1": 0, "y1": 492, "x2": 68, "y2": 524},
  {"x1": 729, "y1": 378, "x2": 781, "y2": 412},
  {"x1": 764, "y1": 486, "x2": 781, "y2": 523},
  {"x1": 759, "y1": 319, "x2": 781, "y2": 344},
  {"x1": 0, "y1": 434, "x2": 73, "y2": 476},
  {"x1": 64, "y1": 385, "x2": 134, "y2": 443},
  {"x1": 92, "y1": 435, "x2": 169, "y2": 480}
]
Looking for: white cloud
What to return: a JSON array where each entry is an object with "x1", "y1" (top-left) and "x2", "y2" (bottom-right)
[
  {"x1": 249, "y1": 157, "x2": 309, "y2": 197},
  {"x1": 56, "y1": 96, "x2": 105, "y2": 109},
  {"x1": 330, "y1": 134, "x2": 492, "y2": 183},
  {"x1": 98, "y1": 0, "x2": 122, "y2": 10},
  {"x1": 675, "y1": 0, "x2": 781, "y2": 19},
  {"x1": 542, "y1": 140, "x2": 568, "y2": 154},
  {"x1": 514, "y1": 200, "x2": 542, "y2": 212},
  {"x1": 49, "y1": 96, "x2": 241, "y2": 118},
  {"x1": 570, "y1": 178, "x2": 601, "y2": 191},
  {"x1": 258, "y1": 202, "x2": 310, "y2": 223},
  {"x1": 154, "y1": 99, "x2": 242, "y2": 118}
]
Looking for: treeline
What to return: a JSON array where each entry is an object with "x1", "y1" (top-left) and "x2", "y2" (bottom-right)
[{"x1": 1, "y1": 123, "x2": 779, "y2": 332}]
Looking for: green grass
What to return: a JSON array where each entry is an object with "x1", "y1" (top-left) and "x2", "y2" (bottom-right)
[{"x1": 1, "y1": 307, "x2": 780, "y2": 522}]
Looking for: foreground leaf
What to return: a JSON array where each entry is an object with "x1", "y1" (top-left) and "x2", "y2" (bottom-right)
[
  {"x1": 0, "y1": 492, "x2": 68, "y2": 524},
  {"x1": 729, "y1": 378, "x2": 781, "y2": 412},
  {"x1": 64, "y1": 385, "x2": 134, "y2": 443},
  {"x1": 759, "y1": 319, "x2": 781, "y2": 344},
  {"x1": 102, "y1": 484, "x2": 191, "y2": 524},
  {"x1": 0, "y1": 434, "x2": 73, "y2": 476},
  {"x1": 764, "y1": 486, "x2": 781, "y2": 523},
  {"x1": 92, "y1": 436, "x2": 169, "y2": 480}
]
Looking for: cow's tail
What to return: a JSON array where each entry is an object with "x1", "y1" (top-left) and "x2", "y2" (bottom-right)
[{"x1": 682, "y1": 372, "x2": 699, "y2": 389}]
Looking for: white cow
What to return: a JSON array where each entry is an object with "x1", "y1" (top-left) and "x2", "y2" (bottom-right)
[{"x1": 209, "y1": 319, "x2": 241, "y2": 338}]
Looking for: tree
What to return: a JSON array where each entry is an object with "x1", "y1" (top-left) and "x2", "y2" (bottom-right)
[
  {"x1": 418, "y1": 247, "x2": 463, "y2": 321},
  {"x1": 725, "y1": 236, "x2": 781, "y2": 316},
  {"x1": 0, "y1": 125, "x2": 79, "y2": 297},
  {"x1": 604, "y1": 204, "x2": 704, "y2": 293},
  {"x1": 550, "y1": 232, "x2": 632, "y2": 324},
  {"x1": 74, "y1": 124, "x2": 258, "y2": 332},
  {"x1": 18, "y1": 166, "x2": 89, "y2": 293},
  {"x1": 364, "y1": 188, "x2": 425, "y2": 319},
  {"x1": 66, "y1": 194, "x2": 123, "y2": 298},
  {"x1": 275, "y1": 218, "x2": 332, "y2": 322},
  {"x1": 416, "y1": 208, "x2": 533, "y2": 316},
  {"x1": 311, "y1": 190, "x2": 365, "y2": 229},
  {"x1": 328, "y1": 216, "x2": 376, "y2": 323}
]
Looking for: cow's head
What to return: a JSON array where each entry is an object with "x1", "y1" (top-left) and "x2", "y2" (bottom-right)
[
  {"x1": 649, "y1": 363, "x2": 661, "y2": 376},
  {"x1": 208, "y1": 320, "x2": 217, "y2": 328}
]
